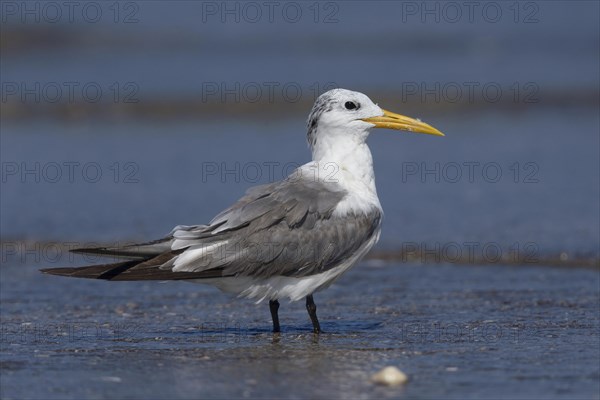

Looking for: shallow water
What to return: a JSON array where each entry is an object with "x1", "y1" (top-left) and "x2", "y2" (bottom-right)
[{"x1": 1, "y1": 258, "x2": 599, "y2": 399}]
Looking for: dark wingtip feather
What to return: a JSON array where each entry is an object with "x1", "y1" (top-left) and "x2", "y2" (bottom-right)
[
  {"x1": 40, "y1": 256, "x2": 226, "y2": 281},
  {"x1": 69, "y1": 247, "x2": 105, "y2": 254},
  {"x1": 68, "y1": 247, "x2": 142, "y2": 259},
  {"x1": 68, "y1": 237, "x2": 173, "y2": 259},
  {"x1": 40, "y1": 261, "x2": 140, "y2": 280}
]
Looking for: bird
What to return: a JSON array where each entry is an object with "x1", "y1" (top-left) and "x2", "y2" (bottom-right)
[{"x1": 41, "y1": 88, "x2": 444, "y2": 334}]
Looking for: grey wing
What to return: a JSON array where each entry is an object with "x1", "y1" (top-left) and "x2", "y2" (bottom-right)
[
  {"x1": 166, "y1": 176, "x2": 382, "y2": 278},
  {"x1": 50, "y1": 176, "x2": 381, "y2": 281},
  {"x1": 226, "y1": 208, "x2": 382, "y2": 278}
]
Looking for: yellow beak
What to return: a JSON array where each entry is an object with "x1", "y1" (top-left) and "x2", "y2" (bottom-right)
[{"x1": 361, "y1": 109, "x2": 444, "y2": 136}]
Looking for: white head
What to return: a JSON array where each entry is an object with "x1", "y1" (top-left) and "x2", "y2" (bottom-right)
[{"x1": 306, "y1": 88, "x2": 443, "y2": 151}]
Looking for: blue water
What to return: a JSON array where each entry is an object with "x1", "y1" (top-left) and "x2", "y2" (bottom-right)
[
  {"x1": 2, "y1": 107, "x2": 598, "y2": 257},
  {"x1": 2, "y1": 2, "x2": 598, "y2": 96}
]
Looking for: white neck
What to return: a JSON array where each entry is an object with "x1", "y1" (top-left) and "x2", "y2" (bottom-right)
[{"x1": 310, "y1": 127, "x2": 379, "y2": 201}]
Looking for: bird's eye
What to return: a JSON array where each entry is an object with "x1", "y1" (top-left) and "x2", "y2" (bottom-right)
[{"x1": 344, "y1": 101, "x2": 359, "y2": 110}]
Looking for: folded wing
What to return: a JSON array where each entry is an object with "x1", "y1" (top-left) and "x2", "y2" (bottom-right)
[{"x1": 42, "y1": 175, "x2": 381, "y2": 281}]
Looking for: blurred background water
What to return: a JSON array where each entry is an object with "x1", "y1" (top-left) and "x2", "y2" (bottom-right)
[
  {"x1": 1, "y1": 1, "x2": 599, "y2": 259},
  {"x1": 1, "y1": 1, "x2": 599, "y2": 399}
]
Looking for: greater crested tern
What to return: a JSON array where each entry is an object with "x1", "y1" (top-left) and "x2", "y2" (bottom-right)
[{"x1": 42, "y1": 88, "x2": 444, "y2": 333}]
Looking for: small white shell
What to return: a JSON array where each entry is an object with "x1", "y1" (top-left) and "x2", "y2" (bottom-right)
[{"x1": 371, "y1": 366, "x2": 408, "y2": 386}]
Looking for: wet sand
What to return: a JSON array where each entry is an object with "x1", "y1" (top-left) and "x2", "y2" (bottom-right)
[{"x1": 1, "y1": 260, "x2": 598, "y2": 399}]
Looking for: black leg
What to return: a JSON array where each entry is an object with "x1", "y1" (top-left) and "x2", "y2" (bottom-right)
[
  {"x1": 306, "y1": 295, "x2": 321, "y2": 334},
  {"x1": 269, "y1": 300, "x2": 280, "y2": 333}
]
